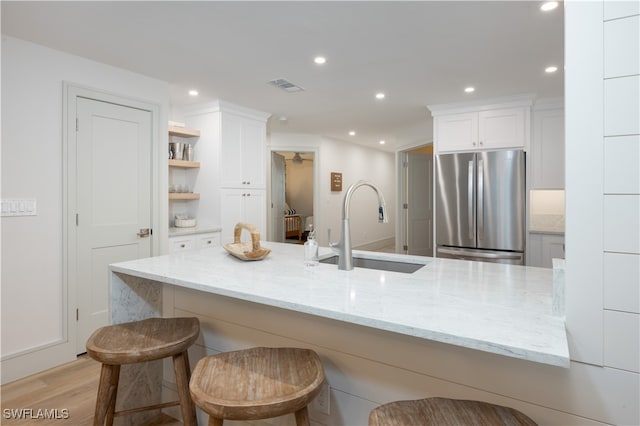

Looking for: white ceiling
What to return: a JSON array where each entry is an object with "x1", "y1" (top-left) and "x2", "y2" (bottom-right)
[{"x1": 1, "y1": 1, "x2": 564, "y2": 152}]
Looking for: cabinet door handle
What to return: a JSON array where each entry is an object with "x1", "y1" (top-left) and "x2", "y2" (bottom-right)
[
  {"x1": 180, "y1": 244, "x2": 186, "y2": 248},
  {"x1": 472, "y1": 141, "x2": 477, "y2": 146}
]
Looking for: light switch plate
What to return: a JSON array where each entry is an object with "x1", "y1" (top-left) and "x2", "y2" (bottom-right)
[{"x1": 1, "y1": 199, "x2": 37, "y2": 217}]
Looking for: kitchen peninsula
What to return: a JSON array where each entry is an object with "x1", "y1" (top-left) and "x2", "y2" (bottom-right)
[{"x1": 110, "y1": 242, "x2": 569, "y2": 424}]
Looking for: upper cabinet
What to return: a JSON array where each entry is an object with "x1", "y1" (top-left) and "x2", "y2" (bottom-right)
[
  {"x1": 179, "y1": 100, "x2": 271, "y2": 242},
  {"x1": 429, "y1": 96, "x2": 533, "y2": 154},
  {"x1": 531, "y1": 99, "x2": 565, "y2": 189},
  {"x1": 434, "y1": 112, "x2": 478, "y2": 152},
  {"x1": 219, "y1": 112, "x2": 268, "y2": 189}
]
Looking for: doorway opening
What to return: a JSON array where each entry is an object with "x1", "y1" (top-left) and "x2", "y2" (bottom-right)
[
  {"x1": 270, "y1": 151, "x2": 316, "y2": 244},
  {"x1": 398, "y1": 144, "x2": 434, "y2": 256}
]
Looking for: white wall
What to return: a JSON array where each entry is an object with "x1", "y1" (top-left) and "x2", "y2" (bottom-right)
[
  {"x1": 269, "y1": 133, "x2": 396, "y2": 249},
  {"x1": 564, "y1": 0, "x2": 640, "y2": 421},
  {"x1": 0, "y1": 36, "x2": 170, "y2": 382}
]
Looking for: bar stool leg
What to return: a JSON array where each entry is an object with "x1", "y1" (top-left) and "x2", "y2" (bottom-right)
[
  {"x1": 294, "y1": 406, "x2": 311, "y2": 426},
  {"x1": 173, "y1": 351, "x2": 197, "y2": 426},
  {"x1": 94, "y1": 364, "x2": 120, "y2": 426},
  {"x1": 208, "y1": 417, "x2": 224, "y2": 426}
]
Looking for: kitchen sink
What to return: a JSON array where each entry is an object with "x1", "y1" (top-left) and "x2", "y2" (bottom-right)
[{"x1": 319, "y1": 255, "x2": 426, "y2": 273}]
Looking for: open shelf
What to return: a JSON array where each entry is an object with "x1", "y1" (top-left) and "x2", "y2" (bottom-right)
[
  {"x1": 169, "y1": 126, "x2": 200, "y2": 138},
  {"x1": 169, "y1": 193, "x2": 200, "y2": 200},
  {"x1": 169, "y1": 159, "x2": 200, "y2": 168}
]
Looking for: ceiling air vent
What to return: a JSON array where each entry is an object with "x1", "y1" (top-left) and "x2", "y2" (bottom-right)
[{"x1": 268, "y1": 78, "x2": 305, "y2": 93}]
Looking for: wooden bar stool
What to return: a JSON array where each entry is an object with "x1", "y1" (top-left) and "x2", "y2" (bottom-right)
[
  {"x1": 189, "y1": 347, "x2": 325, "y2": 426},
  {"x1": 86, "y1": 317, "x2": 200, "y2": 426},
  {"x1": 369, "y1": 397, "x2": 538, "y2": 425}
]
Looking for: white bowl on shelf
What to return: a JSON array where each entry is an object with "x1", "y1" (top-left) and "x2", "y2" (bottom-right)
[{"x1": 175, "y1": 218, "x2": 196, "y2": 228}]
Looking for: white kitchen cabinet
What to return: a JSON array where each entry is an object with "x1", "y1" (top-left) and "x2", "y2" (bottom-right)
[
  {"x1": 220, "y1": 189, "x2": 266, "y2": 244},
  {"x1": 196, "y1": 232, "x2": 221, "y2": 249},
  {"x1": 429, "y1": 97, "x2": 532, "y2": 154},
  {"x1": 169, "y1": 235, "x2": 196, "y2": 253},
  {"x1": 435, "y1": 112, "x2": 478, "y2": 152},
  {"x1": 479, "y1": 107, "x2": 527, "y2": 150},
  {"x1": 435, "y1": 107, "x2": 528, "y2": 153},
  {"x1": 169, "y1": 231, "x2": 221, "y2": 254},
  {"x1": 528, "y1": 233, "x2": 565, "y2": 268},
  {"x1": 531, "y1": 102, "x2": 564, "y2": 189},
  {"x1": 180, "y1": 100, "x2": 270, "y2": 249},
  {"x1": 220, "y1": 112, "x2": 267, "y2": 189}
]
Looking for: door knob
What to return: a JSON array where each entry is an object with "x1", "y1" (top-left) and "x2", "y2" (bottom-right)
[{"x1": 137, "y1": 228, "x2": 151, "y2": 238}]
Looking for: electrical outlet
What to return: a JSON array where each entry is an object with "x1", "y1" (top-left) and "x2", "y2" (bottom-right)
[{"x1": 310, "y1": 383, "x2": 330, "y2": 415}]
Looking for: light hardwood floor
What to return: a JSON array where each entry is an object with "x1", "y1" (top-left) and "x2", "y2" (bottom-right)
[{"x1": 0, "y1": 355, "x2": 180, "y2": 425}]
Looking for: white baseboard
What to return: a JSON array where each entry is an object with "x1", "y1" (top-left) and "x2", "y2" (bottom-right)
[{"x1": 1, "y1": 341, "x2": 76, "y2": 384}]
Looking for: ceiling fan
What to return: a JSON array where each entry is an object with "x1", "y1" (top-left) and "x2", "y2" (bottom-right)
[{"x1": 292, "y1": 152, "x2": 313, "y2": 164}]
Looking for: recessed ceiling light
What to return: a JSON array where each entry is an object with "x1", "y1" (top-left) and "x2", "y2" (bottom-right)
[
  {"x1": 314, "y1": 56, "x2": 327, "y2": 65},
  {"x1": 464, "y1": 87, "x2": 475, "y2": 93},
  {"x1": 349, "y1": 131, "x2": 356, "y2": 136},
  {"x1": 379, "y1": 140, "x2": 386, "y2": 145},
  {"x1": 545, "y1": 65, "x2": 559, "y2": 73},
  {"x1": 188, "y1": 90, "x2": 199, "y2": 96},
  {"x1": 375, "y1": 93, "x2": 385, "y2": 100},
  {"x1": 540, "y1": 1, "x2": 559, "y2": 11}
]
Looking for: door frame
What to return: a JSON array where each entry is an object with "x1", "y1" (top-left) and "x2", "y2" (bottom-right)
[
  {"x1": 266, "y1": 147, "x2": 319, "y2": 243},
  {"x1": 270, "y1": 152, "x2": 286, "y2": 242},
  {"x1": 63, "y1": 82, "x2": 161, "y2": 355},
  {"x1": 395, "y1": 141, "x2": 434, "y2": 255}
]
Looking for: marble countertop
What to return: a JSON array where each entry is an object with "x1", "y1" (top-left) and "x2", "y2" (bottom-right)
[
  {"x1": 110, "y1": 242, "x2": 569, "y2": 368},
  {"x1": 168, "y1": 226, "x2": 221, "y2": 237}
]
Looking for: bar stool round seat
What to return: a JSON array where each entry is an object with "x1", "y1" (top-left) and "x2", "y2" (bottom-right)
[
  {"x1": 86, "y1": 317, "x2": 200, "y2": 426},
  {"x1": 369, "y1": 397, "x2": 538, "y2": 426},
  {"x1": 190, "y1": 347, "x2": 325, "y2": 426}
]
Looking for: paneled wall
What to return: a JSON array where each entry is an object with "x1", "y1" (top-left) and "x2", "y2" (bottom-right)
[
  {"x1": 601, "y1": 3, "x2": 640, "y2": 373},
  {"x1": 565, "y1": 0, "x2": 640, "y2": 412}
]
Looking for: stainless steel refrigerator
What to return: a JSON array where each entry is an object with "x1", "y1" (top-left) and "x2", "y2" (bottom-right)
[{"x1": 435, "y1": 150, "x2": 526, "y2": 264}]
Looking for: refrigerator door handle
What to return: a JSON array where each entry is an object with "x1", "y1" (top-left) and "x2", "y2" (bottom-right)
[
  {"x1": 477, "y1": 158, "x2": 484, "y2": 242},
  {"x1": 438, "y1": 247, "x2": 522, "y2": 260},
  {"x1": 468, "y1": 160, "x2": 474, "y2": 241}
]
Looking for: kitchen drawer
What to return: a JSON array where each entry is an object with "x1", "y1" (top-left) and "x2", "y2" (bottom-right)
[
  {"x1": 170, "y1": 237, "x2": 195, "y2": 253},
  {"x1": 169, "y1": 231, "x2": 221, "y2": 253},
  {"x1": 197, "y1": 233, "x2": 220, "y2": 249}
]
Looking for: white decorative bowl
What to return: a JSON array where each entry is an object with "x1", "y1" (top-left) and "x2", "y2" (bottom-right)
[{"x1": 175, "y1": 218, "x2": 196, "y2": 228}]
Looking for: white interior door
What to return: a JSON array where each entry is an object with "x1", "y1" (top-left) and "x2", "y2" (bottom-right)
[
  {"x1": 76, "y1": 97, "x2": 152, "y2": 353},
  {"x1": 407, "y1": 151, "x2": 433, "y2": 256},
  {"x1": 271, "y1": 153, "x2": 286, "y2": 242}
]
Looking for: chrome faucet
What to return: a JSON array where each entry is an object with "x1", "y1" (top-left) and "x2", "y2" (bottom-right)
[{"x1": 329, "y1": 180, "x2": 388, "y2": 270}]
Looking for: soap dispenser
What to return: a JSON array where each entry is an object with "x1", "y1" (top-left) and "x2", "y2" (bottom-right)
[{"x1": 304, "y1": 225, "x2": 319, "y2": 268}]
